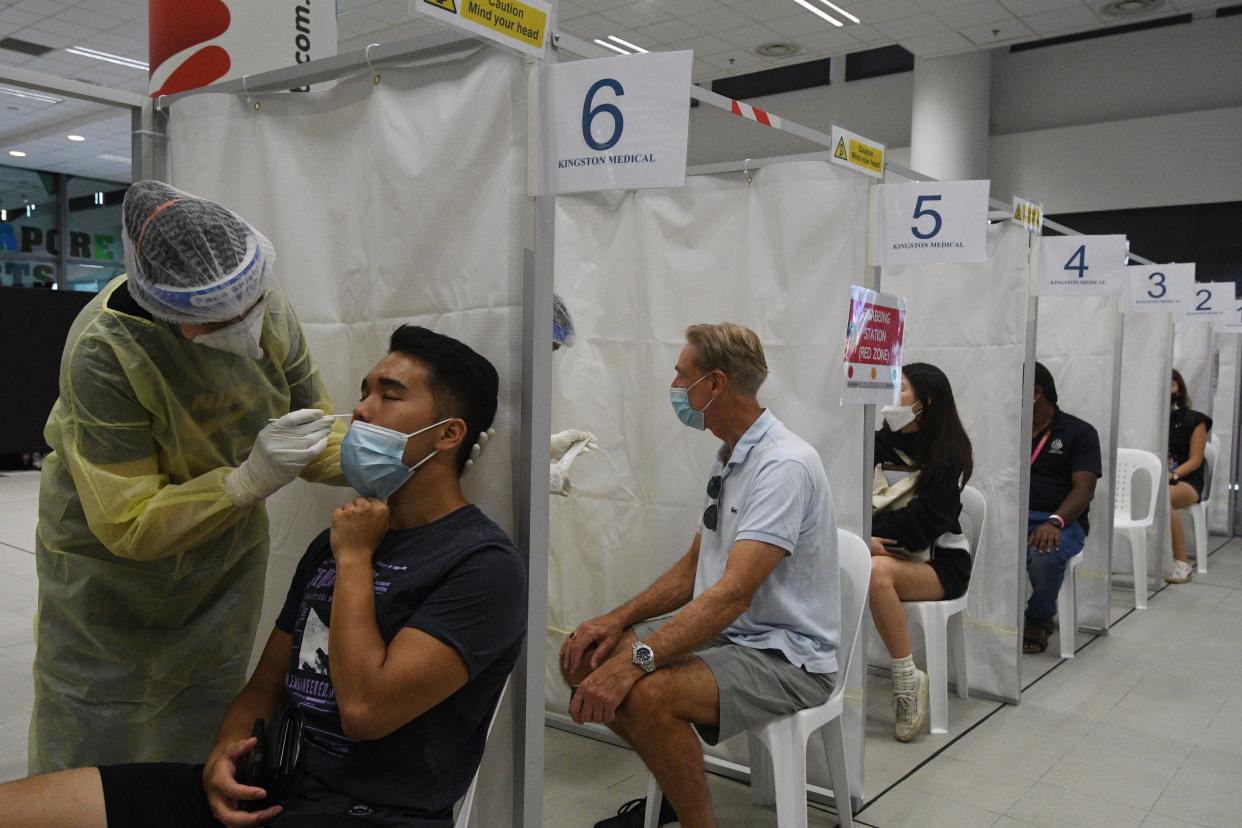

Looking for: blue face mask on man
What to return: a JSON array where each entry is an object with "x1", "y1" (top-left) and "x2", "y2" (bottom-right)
[
  {"x1": 341, "y1": 417, "x2": 451, "y2": 500},
  {"x1": 669, "y1": 372, "x2": 716, "y2": 431}
]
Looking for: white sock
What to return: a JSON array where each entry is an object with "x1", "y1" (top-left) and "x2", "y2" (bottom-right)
[{"x1": 892, "y1": 655, "x2": 917, "y2": 693}]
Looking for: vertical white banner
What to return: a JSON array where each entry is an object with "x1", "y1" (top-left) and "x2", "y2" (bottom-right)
[
  {"x1": 537, "y1": 51, "x2": 693, "y2": 195},
  {"x1": 1124, "y1": 263, "x2": 1194, "y2": 315},
  {"x1": 876, "y1": 180, "x2": 990, "y2": 265},
  {"x1": 1035, "y1": 234, "x2": 1127, "y2": 296}
]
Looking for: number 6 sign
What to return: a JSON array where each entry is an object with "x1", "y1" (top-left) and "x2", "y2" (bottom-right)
[
  {"x1": 876, "y1": 180, "x2": 990, "y2": 266},
  {"x1": 537, "y1": 51, "x2": 692, "y2": 196}
]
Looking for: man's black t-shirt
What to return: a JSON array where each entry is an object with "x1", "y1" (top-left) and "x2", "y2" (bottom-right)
[
  {"x1": 273, "y1": 505, "x2": 527, "y2": 826},
  {"x1": 1169, "y1": 406, "x2": 1212, "y2": 495},
  {"x1": 1029, "y1": 409, "x2": 1102, "y2": 533}
]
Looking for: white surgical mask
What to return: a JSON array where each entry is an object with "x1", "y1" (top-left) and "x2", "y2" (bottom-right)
[
  {"x1": 881, "y1": 404, "x2": 917, "y2": 431},
  {"x1": 192, "y1": 298, "x2": 266, "y2": 359}
]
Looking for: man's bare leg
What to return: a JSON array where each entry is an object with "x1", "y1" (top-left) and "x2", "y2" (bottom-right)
[
  {"x1": 0, "y1": 767, "x2": 108, "y2": 828},
  {"x1": 562, "y1": 637, "x2": 721, "y2": 828}
]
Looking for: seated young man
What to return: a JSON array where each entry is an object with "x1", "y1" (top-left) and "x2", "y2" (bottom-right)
[
  {"x1": 562, "y1": 323, "x2": 840, "y2": 828},
  {"x1": 0, "y1": 325, "x2": 527, "y2": 828}
]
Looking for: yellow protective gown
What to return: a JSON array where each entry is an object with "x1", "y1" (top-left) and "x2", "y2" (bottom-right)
[{"x1": 30, "y1": 275, "x2": 345, "y2": 773}]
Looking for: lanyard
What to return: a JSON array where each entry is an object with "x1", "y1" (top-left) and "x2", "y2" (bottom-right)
[{"x1": 1030, "y1": 428, "x2": 1052, "y2": 465}]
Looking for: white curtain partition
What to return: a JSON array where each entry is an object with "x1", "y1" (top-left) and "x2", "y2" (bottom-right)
[
  {"x1": 1209, "y1": 335, "x2": 1239, "y2": 535},
  {"x1": 550, "y1": 161, "x2": 870, "y2": 799},
  {"x1": 1036, "y1": 295, "x2": 1121, "y2": 633},
  {"x1": 1115, "y1": 314, "x2": 1173, "y2": 583},
  {"x1": 168, "y1": 49, "x2": 528, "y2": 827},
  {"x1": 880, "y1": 223, "x2": 1032, "y2": 702}
]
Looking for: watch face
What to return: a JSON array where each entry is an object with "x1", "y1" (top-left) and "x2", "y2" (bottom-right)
[{"x1": 634, "y1": 644, "x2": 653, "y2": 665}]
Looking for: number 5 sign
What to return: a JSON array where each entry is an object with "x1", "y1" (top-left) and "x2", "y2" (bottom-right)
[
  {"x1": 876, "y1": 180, "x2": 990, "y2": 265},
  {"x1": 537, "y1": 51, "x2": 692, "y2": 195},
  {"x1": 1035, "y1": 235, "x2": 1127, "y2": 297}
]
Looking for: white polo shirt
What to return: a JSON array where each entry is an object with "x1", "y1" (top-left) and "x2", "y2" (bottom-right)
[{"x1": 694, "y1": 409, "x2": 841, "y2": 674}]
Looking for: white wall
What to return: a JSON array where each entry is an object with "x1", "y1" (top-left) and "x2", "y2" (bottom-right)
[{"x1": 688, "y1": 15, "x2": 1242, "y2": 213}]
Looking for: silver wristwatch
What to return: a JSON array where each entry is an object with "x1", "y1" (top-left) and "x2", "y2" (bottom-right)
[{"x1": 631, "y1": 640, "x2": 656, "y2": 674}]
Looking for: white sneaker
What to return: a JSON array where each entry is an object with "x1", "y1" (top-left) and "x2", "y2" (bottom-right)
[
  {"x1": 893, "y1": 669, "x2": 929, "y2": 743},
  {"x1": 1165, "y1": 561, "x2": 1194, "y2": 584}
]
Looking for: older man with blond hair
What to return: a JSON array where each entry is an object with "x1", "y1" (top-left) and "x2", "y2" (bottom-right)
[{"x1": 562, "y1": 322, "x2": 840, "y2": 828}]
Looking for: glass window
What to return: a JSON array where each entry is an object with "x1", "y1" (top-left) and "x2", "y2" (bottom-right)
[
  {"x1": 0, "y1": 165, "x2": 58, "y2": 287},
  {"x1": 65, "y1": 175, "x2": 127, "y2": 293}
]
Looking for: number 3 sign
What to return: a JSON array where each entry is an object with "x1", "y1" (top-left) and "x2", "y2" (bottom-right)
[
  {"x1": 1036, "y1": 235, "x2": 1127, "y2": 297},
  {"x1": 537, "y1": 51, "x2": 692, "y2": 196},
  {"x1": 876, "y1": 180, "x2": 990, "y2": 266},
  {"x1": 1124, "y1": 263, "x2": 1193, "y2": 315}
]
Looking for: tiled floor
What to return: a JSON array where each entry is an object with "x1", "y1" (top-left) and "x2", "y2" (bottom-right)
[
  {"x1": 2, "y1": 467, "x2": 1240, "y2": 827},
  {"x1": 547, "y1": 535, "x2": 1242, "y2": 828}
]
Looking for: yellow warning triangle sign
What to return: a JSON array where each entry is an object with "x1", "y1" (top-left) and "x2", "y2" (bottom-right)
[
  {"x1": 425, "y1": 0, "x2": 457, "y2": 11},
  {"x1": 834, "y1": 137, "x2": 848, "y2": 161}
]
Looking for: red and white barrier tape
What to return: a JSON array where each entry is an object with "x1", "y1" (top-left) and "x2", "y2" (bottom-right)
[{"x1": 729, "y1": 99, "x2": 782, "y2": 129}]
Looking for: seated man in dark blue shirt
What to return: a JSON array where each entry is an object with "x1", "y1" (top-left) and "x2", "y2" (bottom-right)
[
  {"x1": 1025, "y1": 362, "x2": 1101, "y2": 655},
  {"x1": 0, "y1": 325, "x2": 527, "y2": 828}
]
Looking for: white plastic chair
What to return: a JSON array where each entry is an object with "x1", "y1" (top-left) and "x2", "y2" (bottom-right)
[
  {"x1": 642, "y1": 529, "x2": 871, "y2": 828},
  {"x1": 1056, "y1": 552, "x2": 1084, "y2": 658},
  {"x1": 1113, "y1": 448, "x2": 1162, "y2": 609},
  {"x1": 1182, "y1": 439, "x2": 1217, "y2": 575},
  {"x1": 900, "y1": 484, "x2": 985, "y2": 735},
  {"x1": 453, "y1": 677, "x2": 509, "y2": 828}
]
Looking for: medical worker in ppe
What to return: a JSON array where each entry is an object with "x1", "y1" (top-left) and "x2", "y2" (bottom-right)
[
  {"x1": 550, "y1": 293, "x2": 597, "y2": 495},
  {"x1": 29, "y1": 181, "x2": 346, "y2": 774}
]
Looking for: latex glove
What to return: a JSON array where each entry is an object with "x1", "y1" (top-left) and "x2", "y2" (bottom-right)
[
  {"x1": 550, "y1": 463, "x2": 573, "y2": 497},
  {"x1": 550, "y1": 429, "x2": 598, "y2": 464},
  {"x1": 224, "y1": 409, "x2": 334, "y2": 506}
]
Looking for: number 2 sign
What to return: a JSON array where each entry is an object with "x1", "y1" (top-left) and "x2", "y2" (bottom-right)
[
  {"x1": 876, "y1": 180, "x2": 990, "y2": 266},
  {"x1": 537, "y1": 51, "x2": 693, "y2": 196},
  {"x1": 1035, "y1": 235, "x2": 1127, "y2": 297},
  {"x1": 1182, "y1": 280, "x2": 1236, "y2": 325}
]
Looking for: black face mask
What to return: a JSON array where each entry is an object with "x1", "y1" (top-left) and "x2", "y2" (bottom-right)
[{"x1": 1171, "y1": 394, "x2": 1180, "y2": 408}]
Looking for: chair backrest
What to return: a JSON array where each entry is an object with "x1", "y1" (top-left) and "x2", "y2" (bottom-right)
[
  {"x1": 454, "y1": 676, "x2": 510, "y2": 828},
  {"x1": 1115, "y1": 448, "x2": 1162, "y2": 525},
  {"x1": 1203, "y1": 440, "x2": 1218, "y2": 505},
  {"x1": 959, "y1": 484, "x2": 986, "y2": 563},
  {"x1": 829, "y1": 529, "x2": 872, "y2": 703}
]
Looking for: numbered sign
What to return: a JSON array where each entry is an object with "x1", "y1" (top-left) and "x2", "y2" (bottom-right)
[
  {"x1": 1183, "y1": 281, "x2": 1236, "y2": 324},
  {"x1": 537, "y1": 51, "x2": 692, "y2": 195},
  {"x1": 842, "y1": 285, "x2": 906, "y2": 405},
  {"x1": 1035, "y1": 235, "x2": 1127, "y2": 297},
  {"x1": 1218, "y1": 297, "x2": 1242, "y2": 333},
  {"x1": 1124, "y1": 264, "x2": 1193, "y2": 315},
  {"x1": 876, "y1": 180, "x2": 989, "y2": 265}
]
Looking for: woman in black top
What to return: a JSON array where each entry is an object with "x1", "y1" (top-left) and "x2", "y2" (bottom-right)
[
  {"x1": 870, "y1": 363, "x2": 973, "y2": 742},
  {"x1": 1166, "y1": 369, "x2": 1212, "y2": 584}
]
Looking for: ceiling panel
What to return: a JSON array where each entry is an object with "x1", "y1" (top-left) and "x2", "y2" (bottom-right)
[{"x1": 0, "y1": 0, "x2": 1230, "y2": 178}]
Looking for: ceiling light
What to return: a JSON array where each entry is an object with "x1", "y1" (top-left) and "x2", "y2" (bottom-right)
[
  {"x1": 65, "y1": 45, "x2": 148, "y2": 70},
  {"x1": 593, "y1": 38, "x2": 632, "y2": 55},
  {"x1": 755, "y1": 42, "x2": 802, "y2": 57},
  {"x1": 67, "y1": 134, "x2": 86, "y2": 142},
  {"x1": 792, "y1": 0, "x2": 843, "y2": 27},
  {"x1": 98, "y1": 154, "x2": 131, "y2": 163},
  {"x1": 0, "y1": 85, "x2": 61, "y2": 104},
  {"x1": 816, "y1": 0, "x2": 860, "y2": 24},
  {"x1": 1101, "y1": 0, "x2": 1163, "y2": 14},
  {"x1": 607, "y1": 35, "x2": 649, "y2": 54},
  {"x1": 8, "y1": 150, "x2": 27, "y2": 157}
]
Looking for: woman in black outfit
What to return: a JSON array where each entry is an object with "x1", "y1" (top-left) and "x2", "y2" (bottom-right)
[
  {"x1": 870, "y1": 362, "x2": 973, "y2": 743},
  {"x1": 1166, "y1": 369, "x2": 1212, "y2": 584}
]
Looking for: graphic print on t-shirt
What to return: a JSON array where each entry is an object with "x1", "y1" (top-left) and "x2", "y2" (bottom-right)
[{"x1": 298, "y1": 607, "x2": 331, "y2": 676}]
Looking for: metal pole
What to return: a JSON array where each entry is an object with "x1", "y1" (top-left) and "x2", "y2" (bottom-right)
[
  {"x1": 55, "y1": 172, "x2": 68, "y2": 290},
  {"x1": 1016, "y1": 233, "x2": 1039, "y2": 696}
]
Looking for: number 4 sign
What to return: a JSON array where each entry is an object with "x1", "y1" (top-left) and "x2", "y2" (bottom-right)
[
  {"x1": 1035, "y1": 235, "x2": 1127, "y2": 297},
  {"x1": 537, "y1": 51, "x2": 693, "y2": 196},
  {"x1": 876, "y1": 180, "x2": 990, "y2": 265}
]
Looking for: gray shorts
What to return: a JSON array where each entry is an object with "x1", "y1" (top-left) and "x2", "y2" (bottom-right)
[{"x1": 632, "y1": 618, "x2": 835, "y2": 745}]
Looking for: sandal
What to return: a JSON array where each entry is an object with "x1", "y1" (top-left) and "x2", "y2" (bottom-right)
[
  {"x1": 1022, "y1": 623, "x2": 1049, "y2": 654},
  {"x1": 593, "y1": 795, "x2": 678, "y2": 828}
]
